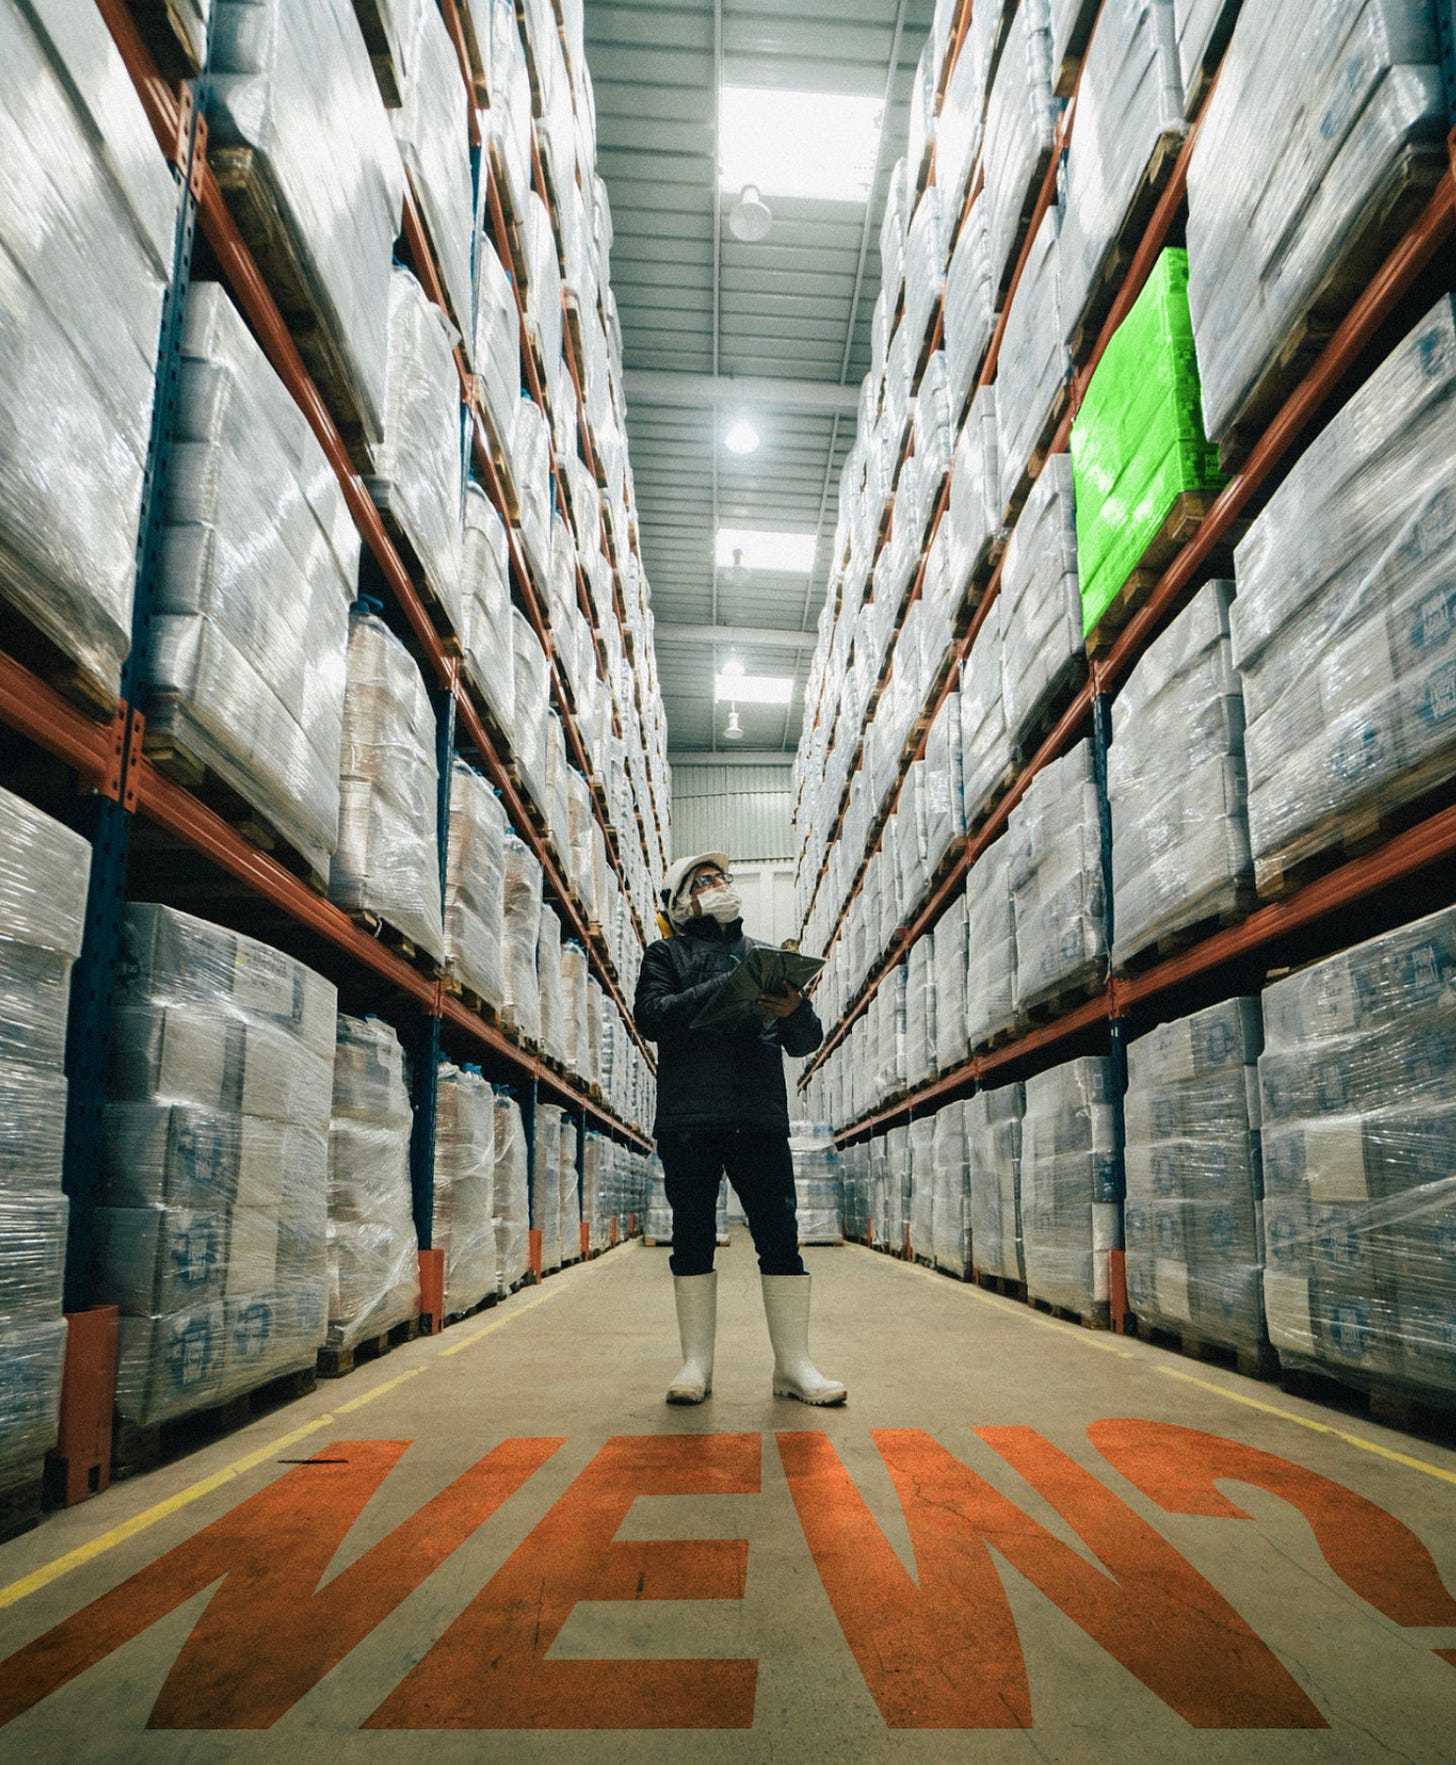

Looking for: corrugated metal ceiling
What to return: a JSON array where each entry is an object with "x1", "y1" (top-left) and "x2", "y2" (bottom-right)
[{"x1": 583, "y1": 0, "x2": 934, "y2": 756}]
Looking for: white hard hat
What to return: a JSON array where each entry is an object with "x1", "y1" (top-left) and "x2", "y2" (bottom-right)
[{"x1": 660, "y1": 851, "x2": 730, "y2": 909}]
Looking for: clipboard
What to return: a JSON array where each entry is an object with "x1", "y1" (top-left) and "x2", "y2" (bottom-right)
[{"x1": 689, "y1": 945, "x2": 824, "y2": 1031}]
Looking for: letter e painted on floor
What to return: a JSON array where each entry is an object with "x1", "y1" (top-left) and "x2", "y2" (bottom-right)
[{"x1": 367, "y1": 1432, "x2": 760, "y2": 1730}]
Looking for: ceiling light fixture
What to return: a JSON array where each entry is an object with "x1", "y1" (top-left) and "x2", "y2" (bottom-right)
[
  {"x1": 728, "y1": 182, "x2": 773, "y2": 242},
  {"x1": 724, "y1": 417, "x2": 760, "y2": 454},
  {"x1": 722, "y1": 706, "x2": 744, "y2": 741}
]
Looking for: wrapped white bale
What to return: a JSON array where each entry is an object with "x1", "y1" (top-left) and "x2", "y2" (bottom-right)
[
  {"x1": 444, "y1": 759, "x2": 508, "y2": 1012},
  {"x1": 434, "y1": 1062, "x2": 497, "y2": 1315}
]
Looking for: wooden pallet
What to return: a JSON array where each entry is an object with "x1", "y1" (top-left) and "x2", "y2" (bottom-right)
[
  {"x1": 1067, "y1": 126, "x2": 1188, "y2": 363},
  {"x1": 1278, "y1": 1364, "x2": 1456, "y2": 1445},
  {"x1": 142, "y1": 722, "x2": 330, "y2": 893},
  {"x1": 317, "y1": 1313, "x2": 420, "y2": 1380},
  {"x1": 127, "y1": 0, "x2": 204, "y2": 78},
  {"x1": 444, "y1": 1292, "x2": 499, "y2": 1329},
  {"x1": 1256, "y1": 764, "x2": 1456, "y2": 903},
  {"x1": 1084, "y1": 491, "x2": 1224, "y2": 659},
  {"x1": 1113, "y1": 891, "x2": 1256, "y2": 976},
  {"x1": 1139, "y1": 1320, "x2": 1279, "y2": 1382},
  {"x1": 1215, "y1": 138, "x2": 1449, "y2": 471},
  {"x1": 992, "y1": 139, "x2": 1059, "y2": 303},
  {"x1": 1009, "y1": 651, "x2": 1090, "y2": 765},
  {"x1": 350, "y1": 0, "x2": 408, "y2": 104},
  {"x1": 0, "y1": 1467, "x2": 45, "y2": 1545},
  {"x1": 112, "y1": 1364, "x2": 318, "y2": 1481},
  {"x1": 1000, "y1": 384, "x2": 1074, "y2": 530},
  {"x1": 972, "y1": 1268, "x2": 1028, "y2": 1302},
  {"x1": 1028, "y1": 1293, "x2": 1112, "y2": 1331},
  {"x1": 0, "y1": 597, "x2": 121, "y2": 723},
  {"x1": 1017, "y1": 970, "x2": 1107, "y2": 1027},
  {"x1": 209, "y1": 145, "x2": 377, "y2": 473}
]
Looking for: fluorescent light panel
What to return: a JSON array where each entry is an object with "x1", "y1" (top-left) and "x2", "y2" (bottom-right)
[
  {"x1": 720, "y1": 86, "x2": 884, "y2": 203},
  {"x1": 715, "y1": 671, "x2": 794, "y2": 705},
  {"x1": 716, "y1": 526, "x2": 818, "y2": 574}
]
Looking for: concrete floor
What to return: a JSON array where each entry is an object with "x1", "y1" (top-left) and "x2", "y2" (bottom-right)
[{"x1": 1, "y1": 1238, "x2": 1454, "y2": 1763}]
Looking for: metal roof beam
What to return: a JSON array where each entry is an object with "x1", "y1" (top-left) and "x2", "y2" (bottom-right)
[{"x1": 624, "y1": 368, "x2": 862, "y2": 416}]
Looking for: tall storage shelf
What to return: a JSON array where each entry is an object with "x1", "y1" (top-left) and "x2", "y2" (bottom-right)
[
  {"x1": 791, "y1": 0, "x2": 1456, "y2": 1413},
  {"x1": 0, "y1": 0, "x2": 667, "y2": 1513}
]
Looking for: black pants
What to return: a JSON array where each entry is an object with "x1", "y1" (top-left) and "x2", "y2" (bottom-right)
[{"x1": 658, "y1": 1130, "x2": 805, "y2": 1277}]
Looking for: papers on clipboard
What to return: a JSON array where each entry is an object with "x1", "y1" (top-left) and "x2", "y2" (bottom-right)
[{"x1": 689, "y1": 945, "x2": 825, "y2": 1032}]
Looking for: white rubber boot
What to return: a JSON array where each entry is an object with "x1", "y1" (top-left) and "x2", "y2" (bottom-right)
[
  {"x1": 761, "y1": 1274, "x2": 847, "y2": 1405},
  {"x1": 666, "y1": 1272, "x2": 716, "y2": 1404}
]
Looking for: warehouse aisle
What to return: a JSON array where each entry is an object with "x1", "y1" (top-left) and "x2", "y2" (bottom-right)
[{"x1": 1, "y1": 1239, "x2": 1454, "y2": 1763}]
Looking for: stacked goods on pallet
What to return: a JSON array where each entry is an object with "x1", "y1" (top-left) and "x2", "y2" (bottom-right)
[
  {"x1": 1020, "y1": 1054, "x2": 1122, "y2": 1316},
  {"x1": 150, "y1": 283, "x2": 358, "y2": 878},
  {"x1": 996, "y1": 206, "x2": 1068, "y2": 518},
  {"x1": 561, "y1": 942, "x2": 590, "y2": 1078},
  {"x1": 486, "y1": 0, "x2": 532, "y2": 219},
  {"x1": 967, "y1": 1082, "x2": 1026, "y2": 1281},
  {"x1": 0, "y1": 0, "x2": 176, "y2": 698},
  {"x1": 325, "y1": 1015, "x2": 419, "y2": 1350},
  {"x1": 931, "y1": 1100, "x2": 971, "y2": 1277},
  {"x1": 533, "y1": 1103, "x2": 563, "y2": 1273},
  {"x1": 473, "y1": 235, "x2": 520, "y2": 465},
  {"x1": 582, "y1": 1130, "x2": 605, "y2": 1253},
  {"x1": 1124, "y1": 997, "x2": 1265, "y2": 1351},
  {"x1": 1231, "y1": 296, "x2": 1456, "y2": 895},
  {"x1": 924, "y1": 690, "x2": 966, "y2": 881},
  {"x1": 1049, "y1": 0, "x2": 1101, "y2": 89},
  {"x1": 391, "y1": 0, "x2": 475, "y2": 336},
  {"x1": 330, "y1": 610, "x2": 444, "y2": 961},
  {"x1": 1058, "y1": 0, "x2": 1184, "y2": 341},
  {"x1": 100, "y1": 907, "x2": 335, "y2": 1424},
  {"x1": 947, "y1": 390, "x2": 1002, "y2": 607},
  {"x1": 887, "y1": 1123, "x2": 912, "y2": 1251},
  {"x1": 559, "y1": 1113, "x2": 581, "y2": 1262},
  {"x1": 934, "y1": 895, "x2": 971, "y2": 1076},
  {"x1": 1260, "y1": 906, "x2": 1456, "y2": 1402},
  {"x1": 644, "y1": 1156, "x2": 671, "y2": 1245},
  {"x1": 1009, "y1": 740, "x2": 1107, "y2": 1017},
  {"x1": 460, "y1": 486, "x2": 514, "y2": 731},
  {"x1": 492, "y1": 1087, "x2": 530, "y2": 1292},
  {"x1": 906, "y1": 940, "x2": 936, "y2": 1089},
  {"x1": 444, "y1": 760, "x2": 508, "y2": 1012},
  {"x1": 433, "y1": 1063, "x2": 497, "y2": 1318},
  {"x1": 945, "y1": 200, "x2": 996, "y2": 423},
  {"x1": 208, "y1": 0, "x2": 404, "y2": 451},
  {"x1": 910, "y1": 1116, "x2": 937, "y2": 1259},
  {"x1": 1170, "y1": 0, "x2": 1237, "y2": 114},
  {"x1": 1109, "y1": 580, "x2": 1253, "y2": 967},
  {"x1": 501, "y1": 834, "x2": 542, "y2": 1045},
  {"x1": 1186, "y1": 0, "x2": 1449, "y2": 450},
  {"x1": 965, "y1": 838, "x2": 1018, "y2": 1049},
  {"x1": 791, "y1": 1124, "x2": 844, "y2": 1246},
  {"x1": 1071, "y1": 250, "x2": 1223, "y2": 640},
  {"x1": 536, "y1": 906, "x2": 566, "y2": 1067},
  {"x1": 999, "y1": 455, "x2": 1082, "y2": 754},
  {"x1": 961, "y1": 600, "x2": 1012, "y2": 828},
  {"x1": 0, "y1": 790, "x2": 89, "y2": 1497},
  {"x1": 983, "y1": 0, "x2": 1058, "y2": 296},
  {"x1": 510, "y1": 608, "x2": 551, "y2": 814},
  {"x1": 368, "y1": 267, "x2": 465, "y2": 641}
]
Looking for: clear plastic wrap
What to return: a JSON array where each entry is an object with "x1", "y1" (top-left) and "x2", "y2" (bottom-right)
[
  {"x1": 1021, "y1": 1054, "x2": 1122, "y2": 1314},
  {"x1": 209, "y1": 0, "x2": 405, "y2": 447},
  {"x1": 1171, "y1": 0, "x2": 1238, "y2": 114},
  {"x1": 1185, "y1": 0, "x2": 1447, "y2": 445},
  {"x1": 1124, "y1": 996, "x2": 1264, "y2": 1349},
  {"x1": 945, "y1": 200, "x2": 997, "y2": 423},
  {"x1": 1009, "y1": 738, "x2": 1108, "y2": 1015},
  {"x1": 933, "y1": 894, "x2": 971, "y2": 1075},
  {"x1": 999, "y1": 453, "x2": 1082, "y2": 751},
  {"x1": 492, "y1": 1086, "x2": 529, "y2": 1291},
  {"x1": 151, "y1": 283, "x2": 357, "y2": 878},
  {"x1": 937, "y1": 24, "x2": 989, "y2": 232},
  {"x1": 461, "y1": 483, "x2": 516, "y2": 733},
  {"x1": 330, "y1": 610, "x2": 445, "y2": 961},
  {"x1": 536, "y1": 905, "x2": 566, "y2": 1067},
  {"x1": 560, "y1": 941, "x2": 589, "y2": 1075},
  {"x1": 104, "y1": 906, "x2": 335, "y2": 1423},
  {"x1": 982, "y1": 0, "x2": 1058, "y2": 297},
  {"x1": 995, "y1": 204, "x2": 1070, "y2": 516},
  {"x1": 501, "y1": 833, "x2": 543, "y2": 1045},
  {"x1": 558, "y1": 1113, "x2": 581, "y2": 1262},
  {"x1": 1049, "y1": 0, "x2": 1102, "y2": 89},
  {"x1": 510, "y1": 606, "x2": 551, "y2": 810},
  {"x1": 967, "y1": 1081, "x2": 1025, "y2": 1280},
  {"x1": 0, "y1": 0, "x2": 178, "y2": 696},
  {"x1": 533, "y1": 1102, "x2": 563, "y2": 1272},
  {"x1": 392, "y1": 0, "x2": 475, "y2": 332},
  {"x1": 930, "y1": 1100, "x2": 970, "y2": 1275},
  {"x1": 371, "y1": 267, "x2": 465, "y2": 641},
  {"x1": 326, "y1": 1015, "x2": 419, "y2": 1349},
  {"x1": 909, "y1": 1115, "x2": 937, "y2": 1260},
  {"x1": 1059, "y1": 0, "x2": 1184, "y2": 336},
  {"x1": 433, "y1": 1062, "x2": 497, "y2": 1318},
  {"x1": 964, "y1": 835, "x2": 1017, "y2": 1048},
  {"x1": 903, "y1": 187, "x2": 947, "y2": 364},
  {"x1": 1229, "y1": 295, "x2": 1456, "y2": 894},
  {"x1": 946, "y1": 389, "x2": 1002, "y2": 617},
  {"x1": 790, "y1": 1122, "x2": 843, "y2": 1245},
  {"x1": 474, "y1": 231, "x2": 522, "y2": 452},
  {"x1": 444, "y1": 759, "x2": 508, "y2": 1010},
  {"x1": 1109, "y1": 579, "x2": 1253, "y2": 967},
  {"x1": 907, "y1": 938, "x2": 936, "y2": 1087},
  {"x1": 0, "y1": 1315, "x2": 68, "y2": 1491},
  {"x1": 1259, "y1": 905, "x2": 1456, "y2": 1400}
]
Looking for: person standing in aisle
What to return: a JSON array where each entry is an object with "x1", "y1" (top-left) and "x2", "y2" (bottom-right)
[{"x1": 633, "y1": 853, "x2": 847, "y2": 1407}]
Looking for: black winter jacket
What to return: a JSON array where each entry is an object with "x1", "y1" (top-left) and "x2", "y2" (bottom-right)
[{"x1": 633, "y1": 917, "x2": 824, "y2": 1137}]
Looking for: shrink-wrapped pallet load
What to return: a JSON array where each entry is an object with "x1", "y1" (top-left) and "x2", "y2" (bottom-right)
[
  {"x1": 151, "y1": 284, "x2": 357, "y2": 879},
  {"x1": 1021, "y1": 1055, "x2": 1122, "y2": 1316},
  {"x1": 931, "y1": 1099, "x2": 971, "y2": 1277},
  {"x1": 433, "y1": 1062, "x2": 498, "y2": 1317},
  {"x1": 461, "y1": 485, "x2": 515, "y2": 733},
  {"x1": 330, "y1": 610, "x2": 445, "y2": 962},
  {"x1": 510, "y1": 606, "x2": 551, "y2": 812},
  {"x1": 999, "y1": 453, "x2": 1082, "y2": 754},
  {"x1": 392, "y1": 0, "x2": 475, "y2": 333},
  {"x1": 444, "y1": 760, "x2": 509, "y2": 1013},
  {"x1": 101, "y1": 907, "x2": 335, "y2": 1424},
  {"x1": 208, "y1": 0, "x2": 404, "y2": 449},
  {"x1": 909, "y1": 1115, "x2": 937, "y2": 1261},
  {"x1": 325, "y1": 1015, "x2": 419, "y2": 1350},
  {"x1": 0, "y1": 0, "x2": 177, "y2": 698},
  {"x1": 1109, "y1": 580, "x2": 1253, "y2": 968},
  {"x1": 536, "y1": 904, "x2": 567, "y2": 1068},
  {"x1": 501, "y1": 833, "x2": 543, "y2": 1045},
  {"x1": 791, "y1": 1123, "x2": 843, "y2": 1246},
  {"x1": 492, "y1": 1087, "x2": 530, "y2": 1292},
  {"x1": 967, "y1": 1082, "x2": 1026, "y2": 1280},
  {"x1": 558, "y1": 1114, "x2": 581, "y2": 1262},
  {"x1": 1259, "y1": 906, "x2": 1456, "y2": 1402},
  {"x1": 1009, "y1": 739, "x2": 1108, "y2": 1017},
  {"x1": 0, "y1": 789, "x2": 90, "y2": 1493},
  {"x1": 933, "y1": 894, "x2": 971, "y2": 1077},
  {"x1": 1124, "y1": 997, "x2": 1265, "y2": 1351},
  {"x1": 965, "y1": 837, "x2": 1018, "y2": 1049},
  {"x1": 995, "y1": 204, "x2": 1070, "y2": 519},
  {"x1": 532, "y1": 1103, "x2": 563, "y2": 1274},
  {"x1": 982, "y1": 0, "x2": 1059, "y2": 297}
]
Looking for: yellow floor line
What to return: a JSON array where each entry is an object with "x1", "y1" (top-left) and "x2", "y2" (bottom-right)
[
  {"x1": 883, "y1": 1246, "x2": 1456, "y2": 1484},
  {"x1": 0, "y1": 1260, "x2": 601, "y2": 1613}
]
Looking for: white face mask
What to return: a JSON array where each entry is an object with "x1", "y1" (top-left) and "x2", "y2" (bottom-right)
[{"x1": 696, "y1": 884, "x2": 741, "y2": 926}]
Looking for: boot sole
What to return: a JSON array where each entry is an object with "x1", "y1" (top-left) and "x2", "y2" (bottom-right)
[
  {"x1": 773, "y1": 1385, "x2": 848, "y2": 1406},
  {"x1": 666, "y1": 1387, "x2": 711, "y2": 1405}
]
